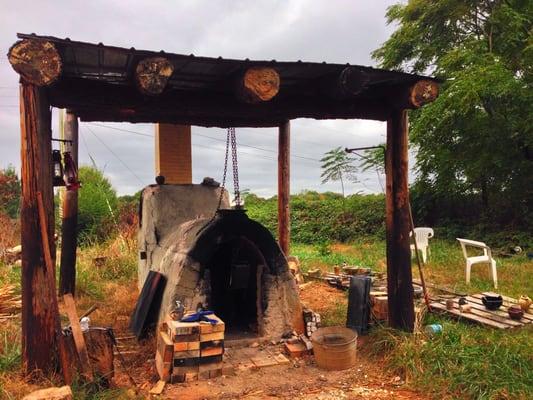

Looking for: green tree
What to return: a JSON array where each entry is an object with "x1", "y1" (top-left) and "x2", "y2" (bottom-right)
[
  {"x1": 320, "y1": 147, "x2": 358, "y2": 197},
  {"x1": 78, "y1": 166, "x2": 118, "y2": 244},
  {"x1": 0, "y1": 165, "x2": 21, "y2": 218},
  {"x1": 373, "y1": 0, "x2": 533, "y2": 225}
]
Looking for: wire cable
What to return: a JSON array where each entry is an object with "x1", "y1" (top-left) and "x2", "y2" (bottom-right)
[{"x1": 84, "y1": 125, "x2": 145, "y2": 186}]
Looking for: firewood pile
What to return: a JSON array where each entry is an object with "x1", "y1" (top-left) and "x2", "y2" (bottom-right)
[{"x1": 0, "y1": 284, "x2": 21, "y2": 320}]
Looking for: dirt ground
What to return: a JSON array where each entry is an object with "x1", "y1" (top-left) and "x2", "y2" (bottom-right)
[{"x1": 107, "y1": 281, "x2": 427, "y2": 400}]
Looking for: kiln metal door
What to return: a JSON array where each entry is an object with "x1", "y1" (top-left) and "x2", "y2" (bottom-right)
[{"x1": 208, "y1": 238, "x2": 262, "y2": 337}]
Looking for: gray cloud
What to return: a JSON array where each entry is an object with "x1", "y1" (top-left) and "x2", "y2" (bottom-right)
[{"x1": 0, "y1": 0, "x2": 398, "y2": 196}]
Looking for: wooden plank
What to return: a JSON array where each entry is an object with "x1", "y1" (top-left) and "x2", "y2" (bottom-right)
[
  {"x1": 155, "y1": 352, "x2": 171, "y2": 382},
  {"x1": 430, "y1": 302, "x2": 511, "y2": 329},
  {"x1": 440, "y1": 299, "x2": 523, "y2": 327},
  {"x1": 157, "y1": 330, "x2": 174, "y2": 364},
  {"x1": 385, "y1": 109, "x2": 414, "y2": 331},
  {"x1": 36, "y1": 192, "x2": 72, "y2": 384},
  {"x1": 278, "y1": 120, "x2": 290, "y2": 256},
  {"x1": 59, "y1": 111, "x2": 79, "y2": 296},
  {"x1": 20, "y1": 83, "x2": 62, "y2": 374},
  {"x1": 63, "y1": 293, "x2": 93, "y2": 379},
  {"x1": 149, "y1": 380, "x2": 166, "y2": 395},
  {"x1": 466, "y1": 294, "x2": 533, "y2": 322},
  {"x1": 200, "y1": 331, "x2": 224, "y2": 342}
]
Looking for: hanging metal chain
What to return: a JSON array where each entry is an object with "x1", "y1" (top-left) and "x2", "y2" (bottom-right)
[
  {"x1": 198, "y1": 127, "x2": 239, "y2": 236},
  {"x1": 215, "y1": 128, "x2": 231, "y2": 212},
  {"x1": 230, "y1": 127, "x2": 242, "y2": 207}
]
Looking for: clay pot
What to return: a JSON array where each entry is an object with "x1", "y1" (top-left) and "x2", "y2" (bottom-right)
[
  {"x1": 508, "y1": 305, "x2": 524, "y2": 320},
  {"x1": 518, "y1": 295, "x2": 532, "y2": 312},
  {"x1": 482, "y1": 294, "x2": 503, "y2": 310}
]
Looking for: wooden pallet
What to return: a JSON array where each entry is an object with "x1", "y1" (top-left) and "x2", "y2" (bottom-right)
[{"x1": 430, "y1": 294, "x2": 533, "y2": 329}]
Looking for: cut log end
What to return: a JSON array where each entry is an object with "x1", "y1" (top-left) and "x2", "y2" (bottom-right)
[
  {"x1": 135, "y1": 57, "x2": 174, "y2": 96},
  {"x1": 239, "y1": 67, "x2": 280, "y2": 103},
  {"x1": 409, "y1": 80, "x2": 439, "y2": 108},
  {"x1": 8, "y1": 39, "x2": 62, "y2": 86}
]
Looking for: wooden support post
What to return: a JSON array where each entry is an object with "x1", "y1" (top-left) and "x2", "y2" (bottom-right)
[
  {"x1": 385, "y1": 109, "x2": 415, "y2": 331},
  {"x1": 20, "y1": 82, "x2": 61, "y2": 373},
  {"x1": 59, "y1": 111, "x2": 78, "y2": 295},
  {"x1": 278, "y1": 120, "x2": 290, "y2": 256}
]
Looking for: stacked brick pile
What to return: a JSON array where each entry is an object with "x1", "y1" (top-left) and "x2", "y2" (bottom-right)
[
  {"x1": 155, "y1": 313, "x2": 225, "y2": 383},
  {"x1": 303, "y1": 309, "x2": 321, "y2": 337}
]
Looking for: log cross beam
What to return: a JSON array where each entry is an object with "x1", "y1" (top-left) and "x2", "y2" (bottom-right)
[{"x1": 385, "y1": 109, "x2": 415, "y2": 331}]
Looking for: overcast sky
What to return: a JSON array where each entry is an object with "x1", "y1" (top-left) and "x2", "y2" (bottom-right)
[{"x1": 0, "y1": 0, "x2": 401, "y2": 197}]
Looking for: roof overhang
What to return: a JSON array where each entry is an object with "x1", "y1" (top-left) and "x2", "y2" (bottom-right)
[{"x1": 8, "y1": 33, "x2": 440, "y2": 127}]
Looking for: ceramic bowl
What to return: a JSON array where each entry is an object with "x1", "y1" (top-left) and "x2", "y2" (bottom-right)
[
  {"x1": 482, "y1": 295, "x2": 503, "y2": 310},
  {"x1": 508, "y1": 305, "x2": 524, "y2": 320}
]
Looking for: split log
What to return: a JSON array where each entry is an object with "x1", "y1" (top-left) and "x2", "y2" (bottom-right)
[
  {"x1": 237, "y1": 67, "x2": 280, "y2": 103},
  {"x1": 8, "y1": 39, "x2": 62, "y2": 86},
  {"x1": 135, "y1": 57, "x2": 174, "y2": 95},
  {"x1": 64, "y1": 328, "x2": 114, "y2": 386}
]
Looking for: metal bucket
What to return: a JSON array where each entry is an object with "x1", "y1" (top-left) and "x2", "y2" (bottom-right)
[{"x1": 311, "y1": 326, "x2": 357, "y2": 370}]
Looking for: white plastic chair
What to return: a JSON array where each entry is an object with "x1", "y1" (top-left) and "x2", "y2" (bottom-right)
[
  {"x1": 410, "y1": 227, "x2": 434, "y2": 264},
  {"x1": 456, "y1": 238, "x2": 498, "y2": 289}
]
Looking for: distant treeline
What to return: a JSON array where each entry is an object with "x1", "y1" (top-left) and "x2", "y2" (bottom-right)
[{"x1": 245, "y1": 190, "x2": 532, "y2": 248}]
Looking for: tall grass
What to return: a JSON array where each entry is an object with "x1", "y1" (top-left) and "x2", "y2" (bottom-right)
[
  {"x1": 0, "y1": 331, "x2": 20, "y2": 373},
  {"x1": 369, "y1": 318, "x2": 533, "y2": 399},
  {"x1": 295, "y1": 239, "x2": 533, "y2": 399}
]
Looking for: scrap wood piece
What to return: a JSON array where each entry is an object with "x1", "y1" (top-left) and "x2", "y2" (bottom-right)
[
  {"x1": 22, "y1": 385, "x2": 73, "y2": 400},
  {"x1": 430, "y1": 302, "x2": 511, "y2": 329},
  {"x1": 36, "y1": 191, "x2": 72, "y2": 384},
  {"x1": 149, "y1": 380, "x2": 166, "y2": 395},
  {"x1": 63, "y1": 293, "x2": 93, "y2": 380},
  {"x1": 449, "y1": 300, "x2": 523, "y2": 327}
]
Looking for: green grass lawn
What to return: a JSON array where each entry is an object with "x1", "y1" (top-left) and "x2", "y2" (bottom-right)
[
  {"x1": 293, "y1": 239, "x2": 533, "y2": 400},
  {"x1": 293, "y1": 239, "x2": 533, "y2": 298}
]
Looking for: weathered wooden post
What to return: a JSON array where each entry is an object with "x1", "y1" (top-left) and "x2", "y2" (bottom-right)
[
  {"x1": 278, "y1": 120, "x2": 290, "y2": 256},
  {"x1": 10, "y1": 38, "x2": 64, "y2": 373},
  {"x1": 385, "y1": 80, "x2": 439, "y2": 331},
  {"x1": 59, "y1": 111, "x2": 78, "y2": 295},
  {"x1": 19, "y1": 82, "x2": 62, "y2": 372},
  {"x1": 385, "y1": 109, "x2": 414, "y2": 331}
]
